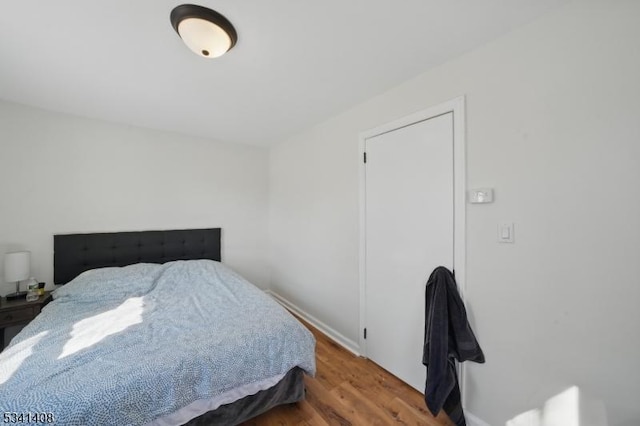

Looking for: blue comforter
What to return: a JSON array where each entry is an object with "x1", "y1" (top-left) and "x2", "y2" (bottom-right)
[{"x1": 0, "y1": 260, "x2": 316, "y2": 425}]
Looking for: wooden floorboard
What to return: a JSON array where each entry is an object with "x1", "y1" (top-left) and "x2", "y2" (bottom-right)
[{"x1": 241, "y1": 318, "x2": 453, "y2": 426}]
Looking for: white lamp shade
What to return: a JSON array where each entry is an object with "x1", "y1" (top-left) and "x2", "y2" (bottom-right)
[
  {"x1": 178, "y1": 18, "x2": 233, "y2": 58},
  {"x1": 4, "y1": 251, "x2": 31, "y2": 282}
]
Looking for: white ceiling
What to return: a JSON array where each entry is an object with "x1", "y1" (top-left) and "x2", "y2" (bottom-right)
[{"x1": 0, "y1": 0, "x2": 568, "y2": 146}]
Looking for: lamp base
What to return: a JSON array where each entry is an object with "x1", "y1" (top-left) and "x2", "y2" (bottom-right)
[{"x1": 5, "y1": 291, "x2": 28, "y2": 301}]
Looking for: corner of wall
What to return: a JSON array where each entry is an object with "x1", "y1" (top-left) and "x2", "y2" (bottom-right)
[{"x1": 265, "y1": 289, "x2": 361, "y2": 356}]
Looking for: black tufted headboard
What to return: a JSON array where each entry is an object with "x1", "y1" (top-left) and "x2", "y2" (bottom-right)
[{"x1": 54, "y1": 228, "x2": 221, "y2": 285}]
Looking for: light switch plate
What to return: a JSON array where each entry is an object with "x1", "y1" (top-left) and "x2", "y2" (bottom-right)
[{"x1": 498, "y1": 222, "x2": 514, "y2": 243}]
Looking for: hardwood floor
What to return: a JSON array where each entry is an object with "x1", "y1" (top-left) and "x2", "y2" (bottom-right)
[{"x1": 242, "y1": 319, "x2": 453, "y2": 426}]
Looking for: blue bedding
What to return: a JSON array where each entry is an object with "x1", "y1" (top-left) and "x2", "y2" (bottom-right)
[{"x1": 0, "y1": 260, "x2": 316, "y2": 425}]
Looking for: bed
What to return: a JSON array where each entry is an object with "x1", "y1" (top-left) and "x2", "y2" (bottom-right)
[{"x1": 0, "y1": 228, "x2": 316, "y2": 425}]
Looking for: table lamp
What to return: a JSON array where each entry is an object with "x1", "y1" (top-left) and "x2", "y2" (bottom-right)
[{"x1": 4, "y1": 251, "x2": 31, "y2": 300}]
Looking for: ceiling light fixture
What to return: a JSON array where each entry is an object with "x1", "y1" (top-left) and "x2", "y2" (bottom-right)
[{"x1": 170, "y1": 4, "x2": 238, "y2": 58}]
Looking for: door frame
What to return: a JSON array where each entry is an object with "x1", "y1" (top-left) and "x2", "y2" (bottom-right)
[{"x1": 358, "y1": 95, "x2": 467, "y2": 393}]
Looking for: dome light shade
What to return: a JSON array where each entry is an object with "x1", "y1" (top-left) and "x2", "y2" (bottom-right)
[{"x1": 170, "y1": 4, "x2": 237, "y2": 58}]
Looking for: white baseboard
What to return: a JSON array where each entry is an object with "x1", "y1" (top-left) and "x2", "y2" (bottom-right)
[
  {"x1": 466, "y1": 411, "x2": 492, "y2": 426},
  {"x1": 265, "y1": 290, "x2": 361, "y2": 356}
]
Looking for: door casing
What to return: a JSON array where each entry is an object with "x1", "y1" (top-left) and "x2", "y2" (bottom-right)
[{"x1": 358, "y1": 95, "x2": 467, "y2": 398}]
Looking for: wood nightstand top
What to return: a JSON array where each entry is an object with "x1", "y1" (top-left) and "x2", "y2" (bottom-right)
[{"x1": 1, "y1": 291, "x2": 52, "y2": 311}]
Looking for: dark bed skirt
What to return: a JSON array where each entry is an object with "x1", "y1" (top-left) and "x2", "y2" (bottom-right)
[{"x1": 183, "y1": 367, "x2": 306, "y2": 426}]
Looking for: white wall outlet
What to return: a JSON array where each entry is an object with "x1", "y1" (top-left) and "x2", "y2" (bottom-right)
[
  {"x1": 498, "y1": 222, "x2": 515, "y2": 243},
  {"x1": 469, "y1": 188, "x2": 494, "y2": 204}
]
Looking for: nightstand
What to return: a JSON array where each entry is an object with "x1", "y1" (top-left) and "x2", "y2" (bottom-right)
[{"x1": 0, "y1": 291, "x2": 52, "y2": 350}]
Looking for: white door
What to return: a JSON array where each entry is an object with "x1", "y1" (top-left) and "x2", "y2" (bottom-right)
[{"x1": 364, "y1": 112, "x2": 454, "y2": 392}]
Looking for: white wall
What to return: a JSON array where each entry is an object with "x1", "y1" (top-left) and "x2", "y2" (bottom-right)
[
  {"x1": 0, "y1": 100, "x2": 269, "y2": 294},
  {"x1": 269, "y1": 1, "x2": 640, "y2": 425}
]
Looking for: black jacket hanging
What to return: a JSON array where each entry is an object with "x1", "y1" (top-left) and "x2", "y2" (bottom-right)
[{"x1": 423, "y1": 266, "x2": 485, "y2": 426}]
